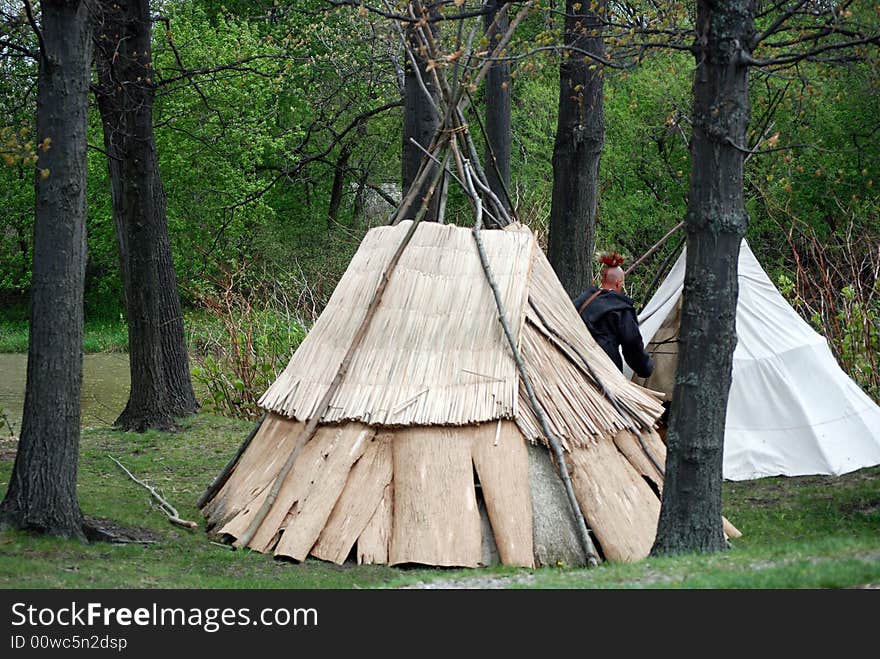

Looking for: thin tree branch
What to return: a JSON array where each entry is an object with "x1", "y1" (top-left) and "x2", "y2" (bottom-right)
[
  {"x1": 325, "y1": 0, "x2": 492, "y2": 24},
  {"x1": 0, "y1": 37, "x2": 36, "y2": 59},
  {"x1": 21, "y1": 0, "x2": 46, "y2": 62},
  {"x1": 157, "y1": 55, "x2": 286, "y2": 86},
  {"x1": 109, "y1": 456, "x2": 198, "y2": 530},
  {"x1": 754, "y1": 0, "x2": 810, "y2": 45},
  {"x1": 743, "y1": 34, "x2": 880, "y2": 67}
]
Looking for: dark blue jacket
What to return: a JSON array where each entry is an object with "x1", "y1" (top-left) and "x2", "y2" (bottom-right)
[{"x1": 574, "y1": 287, "x2": 654, "y2": 378}]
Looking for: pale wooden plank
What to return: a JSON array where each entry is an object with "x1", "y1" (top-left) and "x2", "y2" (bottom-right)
[
  {"x1": 218, "y1": 486, "x2": 271, "y2": 546},
  {"x1": 357, "y1": 482, "x2": 393, "y2": 565},
  {"x1": 612, "y1": 428, "x2": 667, "y2": 495},
  {"x1": 310, "y1": 432, "x2": 393, "y2": 564},
  {"x1": 610, "y1": 429, "x2": 741, "y2": 539},
  {"x1": 565, "y1": 437, "x2": 662, "y2": 563},
  {"x1": 203, "y1": 413, "x2": 305, "y2": 527},
  {"x1": 220, "y1": 424, "x2": 347, "y2": 551},
  {"x1": 471, "y1": 421, "x2": 535, "y2": 568},
  {"x1": 273, "y1": 423, "x2": 374, "y2": 561},
  {"x1": 389, "y1": 426, "x2": 481, "y2": 567},
  {"x1": 723, "y1": 516, "x2": 742, "y2": 539}
]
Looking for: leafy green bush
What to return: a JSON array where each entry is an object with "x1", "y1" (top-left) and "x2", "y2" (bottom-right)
[
  {"x1": 777, "y1": 212, "x2": 880, "y2": 402},
  {"x1": 187, "y1": 264, "x2": 308, "y2": 420}
]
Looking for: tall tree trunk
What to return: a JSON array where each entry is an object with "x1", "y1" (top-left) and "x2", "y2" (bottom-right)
[
  {"x1": 328, "y1": 142, "x2": 352, "y2": 228},
  {"x1": 94, "y1": 0, "x2": 198, "y2": 432},
  {"x1": 483, "y1": 0, "x2": 511, "y2": 212},
  {"x1": 651, "y1": 0, "x2": 755, "y2": 556},
  {"x1": 548, "y1": 0, "x2": 605, "y2": 297},
  {"x1": 0, "y1": 0, "x2": 91, "y2": 539},
  {"x1": 401, "y1": 1, "x2": 441, "y2": 222}
]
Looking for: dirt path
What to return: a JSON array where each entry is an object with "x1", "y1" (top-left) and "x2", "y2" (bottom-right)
[{"x1": 400, "y1": 573, "x2": 537, "y2": 589}]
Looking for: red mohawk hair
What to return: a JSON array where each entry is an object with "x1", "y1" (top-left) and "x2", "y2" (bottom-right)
[{"x1": 599, "y1": 251, "x2": 625, "y2": 268}]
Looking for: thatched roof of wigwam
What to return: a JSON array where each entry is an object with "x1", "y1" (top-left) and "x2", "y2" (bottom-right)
[
  {"x1": 260, "y1": 221, "x2": 534, "y2": 427},
  {"x1": 259, "y1": 220, "x2": 664, "y2": 446},
  {"x1": 518, "y1": 247, "x2": 665, "y2": 449}
]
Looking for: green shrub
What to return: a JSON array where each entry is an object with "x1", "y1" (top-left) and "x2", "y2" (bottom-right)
[{"x1": 188, "y1": 264, "x2": 309, "y2": 420}]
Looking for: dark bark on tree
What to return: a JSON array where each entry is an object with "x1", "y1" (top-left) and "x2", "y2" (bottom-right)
[
  {"x1": 352, "y1": 169, "x2": 368, "y2": 221},
  {"x1": 0, "y1": 0, "x2": 91, "y2": 539},
  {"x1": 94, "y1": 0, "x2": 199, "y2": 432},
  {"x1": 651, "y1": 0, "x2": 755, "y2": 557},
  {"x1": 483, "y1": 0, "x2": 511, "y2": 212},
  {"x1": 401, "y1": 2, "x2": 441, "y2": 222},
  {"x1": 328, "y1": 142, "x2": 352, "y2": 228},
  {"x1": 548, "y1": 0, "x2": 605, "y2": 297}
]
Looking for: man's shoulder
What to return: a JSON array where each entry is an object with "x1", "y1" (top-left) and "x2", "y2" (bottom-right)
[
  {"x1": 604, "y1": 290, "x2": 636, "y2": 308},
  {"x1": 573, "y1": 287, "x2": 600, "y2": 306}
]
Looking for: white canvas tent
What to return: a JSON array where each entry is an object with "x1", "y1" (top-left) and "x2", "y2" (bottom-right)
[{"x1": 633, "y1": 239, "x2": 880, "y2": 481}]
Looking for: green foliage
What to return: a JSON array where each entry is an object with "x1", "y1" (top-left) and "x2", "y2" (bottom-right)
[
  {"x1": 0, "y1": 318, "x2": 129, "y2": 354},
  {"x1": 835, "y1": 285, "x2": 880, "y2": 399},
  {"x1": 0, "y1": 42, "x2": 37, "y2": 299},
  {"x1": 146, "y1": 0, "x2": 401, "y2": 309},
  {"x1": 151, "y1": 1, "x2": 286, "y2": 296},
  {"x1": 775, "y1": 209, "x2": 880, "y2": 401},
  {"x1": 187, "y1": 264, "x2": 308, "y2": 420},
  {"x1": 598, "y1": 54, "x2": 692, "y2": 300}
]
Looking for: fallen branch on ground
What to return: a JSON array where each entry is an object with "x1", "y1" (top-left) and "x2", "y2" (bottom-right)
[{"x1": 108, "y1": 455, "x2": 198, "y2": 530}]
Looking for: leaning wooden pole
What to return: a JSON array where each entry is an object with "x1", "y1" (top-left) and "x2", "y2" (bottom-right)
[
  {"x1": 624, "y1": 221, "x2": 684, "y2": 276},
  {"x1": 527, "y1": 298, "x2": 665, "y2": 477},
  {"x1": 234, "y1": 147, "x2": 450, "y2": 551},
  {"x1": 410, "y1": 1, "x2": 516, "y2": 229},
  {"x1": 198, "y1": 413, "x2": 266, "y2": 510},
  {"x1": 639, "y1": 233, "x2": 686, "y2": 310},
  {"x1": 460, "y1": 159, "x2": 599, "y2": 566}
]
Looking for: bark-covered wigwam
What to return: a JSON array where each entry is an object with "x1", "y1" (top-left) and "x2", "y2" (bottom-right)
[{"x1": 200, "y1": 222, "x2": 740, "y2": 567}]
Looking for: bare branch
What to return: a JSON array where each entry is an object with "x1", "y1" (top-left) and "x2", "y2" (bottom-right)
[
  {"x1": 109, "y1": 456, "x2": 198, "y2": 530},
  {"x1": 0, "y1": 37, "x2": 36, "y2": 59},
  {"x1": 21, "y1": 0, "x2": 45, "y2": 62},
  {"x1": 744, "y1": 34, "x2": 880, "y2": 68},
  {"x1": 754, "y1": 0, "x2": 810, "y2": 45},
  {"x1": 325, "y1": 0, "x2": 493, "y2": 24}
]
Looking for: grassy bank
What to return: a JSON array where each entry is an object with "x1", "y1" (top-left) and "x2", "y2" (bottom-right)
[
  {"x1": 0, "y1": 315, "x2": 213, "y2": 354},
  {"x1": 0, "y1": 318, "x2": 130, "y2": 354},
  {"x1": 0, "y1": 311, "x2": 293, "y2": 356},
  {"x1": 0, "y1": 413, "x2": 878, "y2": 589}
]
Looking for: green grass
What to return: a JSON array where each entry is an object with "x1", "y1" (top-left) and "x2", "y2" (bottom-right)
[
  {"x1": 0, "y1": 413, "x2": 878, "y2": 589},
  {"x1": 0, "y1": 318, "x2": 130, "y2": 354},
  {"x1": 0, "y1": 310, "x2": 302, "y2": 357},
  {"x1": 0, "y1": 313, "x2": 258, "y2": 355}
]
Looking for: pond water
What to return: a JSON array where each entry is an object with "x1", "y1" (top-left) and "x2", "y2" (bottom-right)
[{"x1": 0, "y1": 353, "x2": 131, "y2": 433}]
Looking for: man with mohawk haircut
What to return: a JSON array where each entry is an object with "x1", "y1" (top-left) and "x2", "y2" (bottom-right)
[{"x1": 574, "y1": 252, "x2": 654, "y2": 378}]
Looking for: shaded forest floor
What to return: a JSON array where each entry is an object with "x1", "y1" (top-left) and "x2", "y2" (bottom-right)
[{"x1": 0, "y1": 413, "x2": 878, "y2": 589}]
